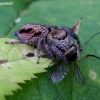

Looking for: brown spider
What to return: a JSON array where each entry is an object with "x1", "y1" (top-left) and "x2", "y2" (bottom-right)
[
  {"x1": 5, "y1": 24, "x2": 58, "y2": 64},
  {"x1": 5, "y1": 19, "x2": 100, "y2": 85},
  {"x1": 5, "y1": 19, "x2": 82, "y2": 65}
]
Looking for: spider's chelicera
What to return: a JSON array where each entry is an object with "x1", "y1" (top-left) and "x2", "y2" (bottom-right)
[{"x1": 6, "y1": 18, "x2": 100, "y2": 85}]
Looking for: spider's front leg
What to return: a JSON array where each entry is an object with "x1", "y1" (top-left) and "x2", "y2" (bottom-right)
[
  {"x1": 37, "y1": 39, "x2": 44, "y2": 64},
  {"x1": 51, "y1": 45, "x2": 69, "y2": 63},
  {"x1": 42, "y1": 38, "x2": 55, "y2": 59},
  {"x1": 44, "y1": 43, "x2": 55, "y2": 59}
]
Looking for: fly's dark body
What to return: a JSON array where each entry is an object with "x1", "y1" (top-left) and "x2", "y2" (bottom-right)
[
  {"x1": 5, "y1": 18, "x2": 100, "y2": 85},
  {"x1": 49, "y1": 19, "x2": 100, "y2": 85}
]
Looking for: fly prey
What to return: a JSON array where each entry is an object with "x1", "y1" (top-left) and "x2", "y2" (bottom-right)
[{"x1": 49, "y1": 19, "x2": 100, "y2": 85}]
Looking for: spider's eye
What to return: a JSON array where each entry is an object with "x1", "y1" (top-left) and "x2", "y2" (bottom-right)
[{"x1": 14, "y1": 32, "x2": 18, "y2": 36}]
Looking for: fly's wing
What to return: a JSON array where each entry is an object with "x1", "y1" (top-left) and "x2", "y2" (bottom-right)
[
  {"x1": 51, "y1": 61, "x2": 69, "y2": 83},
  {"x1": 74, "y1": 64, "x2": 85, "y2": 85}
]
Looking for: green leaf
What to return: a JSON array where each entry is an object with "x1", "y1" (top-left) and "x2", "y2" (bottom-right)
[
  {"x1": 0, "y1": 38, "x2": 51, "y2": 100},
  {"x1": 0, "y1": 0, "x2": 100, "y2": 100},
  {"x1": 0, "y1": 0, "x2": 30, "y2": 37}
]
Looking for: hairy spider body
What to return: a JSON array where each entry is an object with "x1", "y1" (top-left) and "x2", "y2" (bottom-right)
[
  {"x1": 14, "y1": 24, "x2": 51, "y2": 63},
  {"x1": 6, "y1": 18, "x2": 82, "y2": 65},
  {"x1": 7, "y1": 23, "x2": 78, "y2": 63},
  {"x1": 5, "y1": 19, "x2": 84, "y2": 85},
  {"x1": 6, "y1": 24, "x2": 60, "y2": 63}
]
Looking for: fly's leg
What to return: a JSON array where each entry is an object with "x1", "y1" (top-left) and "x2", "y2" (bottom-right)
[
  {"x1": 80, "y1": 54, "x2": 100, "y2": 62},
  {"x1": 64, "y1": 45, "x2": 78, "y2": 62},
  {"x1": 64, "y1": 46, "x2": 76, "y2": 55},
  {"x1": 80, "y1": 32, "x2": 100, "y2": 52}
]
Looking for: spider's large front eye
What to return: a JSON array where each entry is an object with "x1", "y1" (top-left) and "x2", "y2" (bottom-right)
[{"x1": 14, "y1": 32, "x2": 18, "y2": 36}]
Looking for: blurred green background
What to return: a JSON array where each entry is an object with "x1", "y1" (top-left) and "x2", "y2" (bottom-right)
[{"x1": 0, "y1": 0, "x2": 100, "y2": 100}]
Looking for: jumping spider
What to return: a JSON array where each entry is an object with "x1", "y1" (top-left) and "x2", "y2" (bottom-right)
[
  {"x1": 6, "y1": 24, "x2": 57, "y2": 64},
  {"x1": 6, "y1": 19, "x2": 100, "y2": 85},
  {"x1": 6, "y1": 23, "x2": 77, "y2": 64}
]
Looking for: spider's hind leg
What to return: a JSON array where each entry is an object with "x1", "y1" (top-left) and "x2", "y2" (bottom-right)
[{"x1": 5, "y1": 40, "x2": 28, "y2": 44}]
